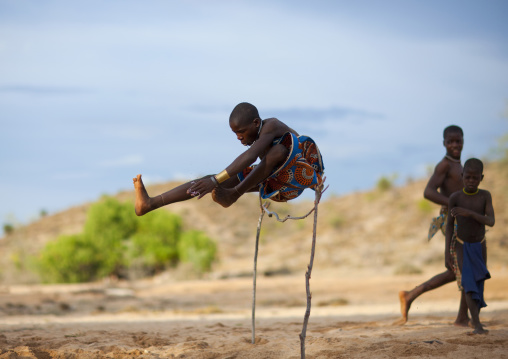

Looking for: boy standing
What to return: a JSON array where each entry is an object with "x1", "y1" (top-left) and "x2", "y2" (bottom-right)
[
  {"x1": 133, "y1": 102, "x2": 324, "y2": 215},
  {"x1": 398, "y1": 125, "x2": 469, "y2": 325},
  {"x1": 445, "y1": 158, "x2": 494, "y2": 334}
]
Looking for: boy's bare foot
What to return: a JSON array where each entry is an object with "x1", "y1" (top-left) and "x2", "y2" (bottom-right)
[
  {"x1": 468, "y1": 328, "x2": 489, "y2": 335},
  {"x1": 133, "y1": 174, "x2": 152, "y2": 216},
  {"x1": 398, "y1": 291, "x2": 412, "y2": 324},
  {"x1": 212, "y1": 187, "x2": 240, "y2": 208}
]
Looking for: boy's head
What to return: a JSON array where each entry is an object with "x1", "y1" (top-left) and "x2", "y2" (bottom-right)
[
  {"x1": 443, "y1": 125, "x2": 463, "y2": 139},
  {"x1": 463, "y1": 158, "x2": 483, "y2": 174},
  {"x1": 443, "y1": 125, "x2": 464, "y2": 159},
  {"x1": 229, "y1": 102, "x2": 262, "y2": 146},
  {"x1": 230, "y1": 102, "x2": 260, "y2": 126},
  {"x1": 462, "y1": 158, "x2": 484, "y2": 193}
]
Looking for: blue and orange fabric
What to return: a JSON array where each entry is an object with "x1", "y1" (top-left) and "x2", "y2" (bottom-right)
[
  {"x1": 428, "y1": 212, "x2": 462, "y2": 288},
  {"x1": 428, "y1": 212, "x2": 447, "y2": 240},
  {"x1": 238, "y1": 132, "x2": 324, "y2": 202}
]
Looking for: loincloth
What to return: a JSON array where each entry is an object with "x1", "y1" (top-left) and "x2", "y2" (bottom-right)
[
  {"x1": 427, "y1": 211, "x2": 466, "y2": 290},
  {"x1": 428, "y1": 209, "x2": 448, "y2": 241},
  {"x1": 450, "y1": 236, "x2": 461, "y2": 290},
  {"x1": 456, "y1": 237, "x2": 490, "y2": 308},
  {"x1": 238, "y1": 132, "x2": 325, "y2": 202}
]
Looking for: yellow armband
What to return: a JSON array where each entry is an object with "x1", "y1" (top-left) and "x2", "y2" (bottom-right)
[{"x1": 215, "y1": 170, "x2": 230, "y2": 183}]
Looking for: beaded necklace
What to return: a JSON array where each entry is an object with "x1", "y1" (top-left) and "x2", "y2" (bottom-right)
[
  {"x1": 463, "y1": 188, "x2": 479, "y2": 195},
  {"x1": 445, "y1": 155, "x2": 461, "y2": 163},
  {"x1": 250, "y1": 120, "x2": 263, "y2": 146}
]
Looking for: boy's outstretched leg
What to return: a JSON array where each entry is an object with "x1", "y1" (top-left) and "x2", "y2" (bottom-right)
[
  {"x1": 133, "y1": 174, "x2": 202, "y2": 216},
  {"x1": 397, "y1": 269, "x2": 456, "y2": 324}
]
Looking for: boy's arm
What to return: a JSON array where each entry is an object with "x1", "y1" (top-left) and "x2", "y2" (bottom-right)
[
  {"x1": 187, "y1": 130, "x2": 275, "y2": 199},
  {"x1": 224, "y1": 134, "x2": 274, "y2": 176},
  {"x1": 444, "y1": 194, "x2": 457, "y2": 270},
  {"x1": 424, "y1": 161, "x2": 451, "y2": 206},
  {"x1": 450, "y1": 191, "x2": 495, "y2": 227}
]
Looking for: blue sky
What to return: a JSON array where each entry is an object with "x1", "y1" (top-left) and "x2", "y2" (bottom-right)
[{"x1": 1, "y1": 0, "x2": 507, "y2": 227}]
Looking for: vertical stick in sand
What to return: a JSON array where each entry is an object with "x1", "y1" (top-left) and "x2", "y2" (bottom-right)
[
  {"x1": 252, "y1": 196, "x2": 267, "y2": 344},
  {"x1": 299, "y1": 184, "x2": 323, "y2": 359}
]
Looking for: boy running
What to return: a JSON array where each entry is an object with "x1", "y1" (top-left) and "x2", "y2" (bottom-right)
[{"x1": 398, "y1": 125, "x2": 469, "y2": 325}]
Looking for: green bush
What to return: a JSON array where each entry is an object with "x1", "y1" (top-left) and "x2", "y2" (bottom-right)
[
  {"x1": 376, "y1": 176, "x2": 393, "y2": 192},
  {"x1": 417, "y1": 198, "x2": 434, "y2": 214},
  {"x1": 38, "y1": 234, "x2": 101, "y2": 283},
  {"x1": 3, "y1": 223, "x2": 14, "y2": 235},
  {"x1": 83, "y1": 197, "x2": 138, "y2": 278},
  {"x1": 35, "y1": 196, "x2": 218, "y2": 283},
  {"x1": 376, "y1": 173, "x2": 398, "y2": 192},
  {"x1": 84, "y1": 196, "x2": 138, "y2": 240},
  {"x1": 37, "y1": 197, "x2": 137, "y2": 283},
  {"x1": 127, "y1": 210, "x2": 182, "y2": 272},
  {"x1": 178, "y1": 230, "x2": 217, "y2": 273}
]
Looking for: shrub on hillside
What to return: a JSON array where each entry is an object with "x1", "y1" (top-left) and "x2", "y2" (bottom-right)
[
  {"x1": 376, "y1": 173, "x2": 399, "y2": 192},
  {"x1": 127, "y1": 210, "x2": 182, "y2": 274},
  {"x1": 417, "y1": 198, "x2": 434, "y2": 214},
  {"x1": 376, "y1": 176, "x2": 392, "y2": 192},
  {"x1": 82, "y1": 196, "x2": 138, "y2": 278},
  {"x1": 38, "y1": 234, "x2": 101, "y2": 283},
  {"x1": 35, "y1": 196, "x2": 217, "y2": 283},
  {"x1": 3, "y1": 223, "x2": 14, "y2": 235}
]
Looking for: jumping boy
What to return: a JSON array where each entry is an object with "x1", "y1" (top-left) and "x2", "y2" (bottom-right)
[
  {"x1": 445, "y1": 158, "x2": 494, "y2": 334},
  {"x1": 133, "y1": 102, "x2": 324, "y2": 215},
  {"x1": 398, "y1": 125, "x2": 470, "y2": 325}
]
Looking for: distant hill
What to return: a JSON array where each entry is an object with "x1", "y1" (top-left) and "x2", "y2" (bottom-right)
[{"x1": 1, "y1": 161, "x2": 506, "y2": 284}]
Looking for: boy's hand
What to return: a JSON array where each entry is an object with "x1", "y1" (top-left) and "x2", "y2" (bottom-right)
[
  {"x1": 187, "y1": 177, "x2": 216, "y2": 199},
  {"x1": 450, "y1": 207, "x2": 473, "y2": 218}
]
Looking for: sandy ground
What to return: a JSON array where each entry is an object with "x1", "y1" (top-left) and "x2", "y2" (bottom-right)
[{"x1": 1, "y1": 268, "x2": 508, "y2": 358}]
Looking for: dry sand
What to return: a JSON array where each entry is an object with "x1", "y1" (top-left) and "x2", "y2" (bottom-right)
[{"x1": 1, "y1": 268, "x2": 507, "y2": 358}]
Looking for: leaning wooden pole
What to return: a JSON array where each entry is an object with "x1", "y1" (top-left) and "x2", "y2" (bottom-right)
[
  {"x1": 299, "y1": 183, "x2": 324, "y2": 359},
  {"x1": 252, "y1": 196, "x2": 268, "y2": 344}
]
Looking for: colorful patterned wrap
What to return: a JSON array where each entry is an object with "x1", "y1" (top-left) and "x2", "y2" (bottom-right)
[
  {"x1": 428, "y1": 211, "x2": 462, "y2": 289},
  {"x1": 237, "y1": 132, "x2": 324, "y2": 202},
  {"x1": 428, "y1": 212, "x2": 447, "y2": 241},
  {"x1": 450, "y1": 237, "x2": 462, "y2": 290}
]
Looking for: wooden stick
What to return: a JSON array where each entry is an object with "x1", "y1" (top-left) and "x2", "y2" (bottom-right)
[
  {"x1": 252, "y1": 196, "x2": 268, "y2": 344},
  {"x1": 299, "y1": 183, "x2": 324, "y2": 359}
]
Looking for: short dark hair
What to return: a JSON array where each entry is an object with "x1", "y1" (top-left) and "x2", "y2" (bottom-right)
[
  {"x1": 229, "y1": 102, "x2": 260, "y2": 125},
  {"x1": 443, "y1": 125, "x2": 463, "y2": 139},
  {"x1": 464, "y1": 158, "x2": 483, "y2": 174}
]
